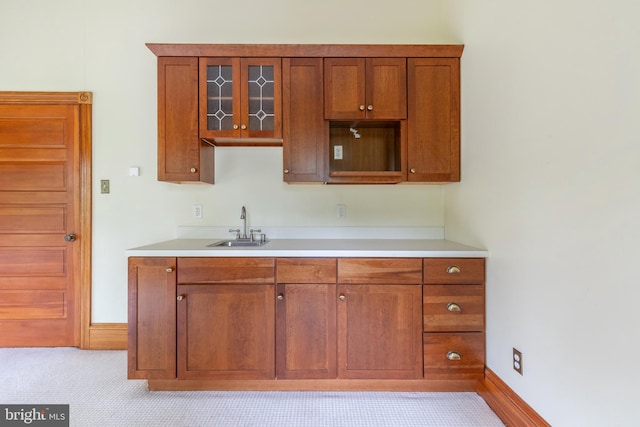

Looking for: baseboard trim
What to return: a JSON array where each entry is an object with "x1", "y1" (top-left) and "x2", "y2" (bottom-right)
[
  {"x1": 87, "y1": 323, "x2": 127, "y2": 350},
  {"x1": 477, "y1": 368, "x2": 550, "y2": 427}
]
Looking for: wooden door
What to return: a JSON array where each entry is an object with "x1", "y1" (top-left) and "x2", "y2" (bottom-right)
[
  {"x1": 407, "y1": 58, "x2": 461, "y2": 182},
  {"x1": 158, "y1": 57, "x2": 213, "y2": 184},
  {"x1": 177, "y1": 283, "x2": 275, "y2": 380},
  {"x1": 282, "y1": 58, "x2": 327, "y2": 182},
  {"x1": 0, "y1": 92, "x2": 91, "y2": 347},
  {"x1": 365, "y1": 58, "x2": 407, "y2": 120},
  {"x1": 276, "y1": 283, "x2": 337, "y2": 379},
  {"x1": 127, "y1": 257, "x2": 176, "y2": 379},
  {"x1": 337, "y1": 284, "x2": 423, "y2": 379},
  {"x1": 324, "y1": 58, "x2": 366, "y2": 120}
]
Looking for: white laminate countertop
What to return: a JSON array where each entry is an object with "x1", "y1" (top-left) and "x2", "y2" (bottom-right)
[{"x1": 126, "y1": 238, "x2": 488, "y2": 258}]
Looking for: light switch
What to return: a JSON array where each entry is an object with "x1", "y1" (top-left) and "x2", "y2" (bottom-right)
[
  {"x1": 100, "y1": 180, "x2": 110, "y2": 194},
  {"x1": 129, "y1": 167, "x2": 140, "y2": 176}
]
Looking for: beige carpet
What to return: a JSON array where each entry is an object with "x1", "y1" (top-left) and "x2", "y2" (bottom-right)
[{"x1": 0, "y1": 348, "x2": 504, "y2": 427}]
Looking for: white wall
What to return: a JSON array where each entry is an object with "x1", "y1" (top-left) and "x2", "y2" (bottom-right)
[
  {"x1": 445, "y1": 1, "x2": 640, "y2": 426},
  {"x1": 0, "y1": 1, "x2": 454, "y2": 320}
]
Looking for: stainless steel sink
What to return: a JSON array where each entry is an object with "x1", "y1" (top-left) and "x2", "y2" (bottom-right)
[{"x1": 208, "y1": 240, "x2": 268, "y2": 248}]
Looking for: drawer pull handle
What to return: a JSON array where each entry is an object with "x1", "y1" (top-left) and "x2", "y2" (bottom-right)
[
  {"x1": 446, "y1": 351, "x2": 461, "y2": 361},
  {"x1": 446, "y1": 265, "x2": 461, "y2": 274},
  {"x1": 446, "y1": 302, "x2": 461, "y2": 312},
  {"x1": 277, "y1": 294, "x2": 284, "y2": 301},
  {"x1": 339, "y1": 294, "x2": 346, "y2": 301}
]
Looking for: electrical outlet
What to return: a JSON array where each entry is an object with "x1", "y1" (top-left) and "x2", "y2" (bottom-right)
[
  {"x1": 336, "y1": 204, "x2": 346, "y2": 219},
  {"x1": 334, "y1": 145, "x2": 343, "y2": 160},
  {"x1": 192, "y1": 204, "x2": 203, "y2": 219},
  {"x1": 513, "y1": 348, "x2": 523, "y2": 375}
]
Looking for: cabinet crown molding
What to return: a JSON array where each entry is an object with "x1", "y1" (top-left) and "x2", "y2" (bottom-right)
[{"x1": 146, "y1": 43, "x2": 464, "y2": 58}]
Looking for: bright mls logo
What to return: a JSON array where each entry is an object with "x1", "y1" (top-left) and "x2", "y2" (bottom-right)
[{"x1": 0, "y1": 405, "x2": 68, "y2": 427}]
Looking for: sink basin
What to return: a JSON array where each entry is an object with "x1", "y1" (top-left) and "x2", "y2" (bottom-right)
[{"x1": 208, "y1": 240, "x2": 268, "y2": 248}]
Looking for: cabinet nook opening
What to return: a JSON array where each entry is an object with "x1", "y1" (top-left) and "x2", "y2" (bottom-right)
[{"x1": 329, "y1": 121, "x2": 402, "y2": 174}]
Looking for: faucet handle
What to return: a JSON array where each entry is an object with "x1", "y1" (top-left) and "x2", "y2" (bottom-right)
[
  {"x1": 249, "y1": 228, "x2": 261, "y2": 241},
  {"x1": 228, "y1": 228, "x2": 241, "y2": 239}
]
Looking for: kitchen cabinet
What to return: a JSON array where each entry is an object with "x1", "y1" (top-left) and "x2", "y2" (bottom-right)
[
  {"x1": 324, "y1": 58, "x2": 407, "y2": 120},
  {"x1": 176, "y1": 257, "x2": 275, "y2": 380},
  {"x1": 127, "y1": 251, "x2": 485, "y2": 390},
  {"x1": 127, "y1": 257, "x2": 176, "y2": 379},
  {"x1": 275, "y1": 258, "x2": 337, "y2": 379},
  {"x1": 337, "y1": 258, "x2": 423, "y2": 379},
  {"x1": 156, "y1": 57, "x2": 214, "y2": 184},
  {"x1": 282, "y1": 58, "x2": 327, "y2": 182},
  {"x1": 407, "y1": 58, "x2": 461, "y2": 182},
  {"x1": 423, "y1": 258, "x2": 485, "y2": 380},
  {"x1": 199, "y1": 57, "x2": 282, "y2": 143},
  {"x1": 147, "y1": 44, "x2": 463, "y2": 185}
]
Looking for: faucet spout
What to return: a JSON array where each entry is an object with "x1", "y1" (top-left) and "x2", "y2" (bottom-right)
[{"x1": 240, "y1": 206, "x2": 247, "y2": 239}]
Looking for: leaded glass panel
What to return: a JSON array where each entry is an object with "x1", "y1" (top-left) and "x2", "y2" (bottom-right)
[
  {"x1": 206, "y1": 65, "x2": 233, "y2": 131},
  {"x1": 247, "y1": 65, "x2": 275, "y2": 131}
]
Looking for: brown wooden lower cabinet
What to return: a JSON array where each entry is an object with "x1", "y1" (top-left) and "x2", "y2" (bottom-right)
[{"x1": 128, "y1": 256, "x2": 486, "y2": 390}]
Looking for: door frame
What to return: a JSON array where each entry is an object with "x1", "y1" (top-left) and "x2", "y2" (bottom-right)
[{"x1": 0, "y1": 91, "x2": 92, "y2": 348}]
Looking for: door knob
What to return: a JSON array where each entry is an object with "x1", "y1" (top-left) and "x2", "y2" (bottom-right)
[{"x1": 64, "y1": 234, "x2": 76, "y2": 242}]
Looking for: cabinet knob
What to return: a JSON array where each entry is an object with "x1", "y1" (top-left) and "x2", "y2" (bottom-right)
[
  {"x1": 190, "y1": 167, "x2": 197, "y2": 173},
  {"x1": 241, "y1": 124, "x2": 247, "y2": 130},
  {"x1": 277, "y1": 294, "x2": 284, "y2": 301},
  {"x1": 284, "y1": 169, "x2": 289, "y2": 174},
  {"x1": 359, "y1": 105, "x2": 365, "y2": 111},
  {"x1": 446, "y1": 265, "x2": 461, "y2": 274},
  {"x1": 446, "y1": 351, "x2": 461, "y2": 361},
  {"x1": 339, "y1": 294, "x2": 346, "y2": 301},
  {"x1": 233, "y1": 124, "x2": 239, "y2": 130},
  {"x1": 177, "y1": 295, "x2": 185, "y2": 301},
  {"x1": 446, "y1": 302, "x2": 461, "y2": 312},
  {"x1": 410, "y1": 168, "x2": 416, "y2": 174},
  {"x1": 367, "y1": 105, "x2": 373, "y2": 111},
  {"x1": 166, "y1": 267, "x2": 174, "y2": 273}
]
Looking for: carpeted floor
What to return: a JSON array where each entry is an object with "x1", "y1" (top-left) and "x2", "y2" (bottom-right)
[{"x1": 0, "y1": 348, "x2": 505, "y2": 427}]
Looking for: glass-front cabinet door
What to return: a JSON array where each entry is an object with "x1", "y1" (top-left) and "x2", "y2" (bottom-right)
[{"x1": 199, "y1": 58, "x2": 281, "y2": 141}]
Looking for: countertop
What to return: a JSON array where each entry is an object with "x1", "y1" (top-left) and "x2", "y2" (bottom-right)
[{"x1": 126, "y1": 238, "x2": 488, "y2": 258}]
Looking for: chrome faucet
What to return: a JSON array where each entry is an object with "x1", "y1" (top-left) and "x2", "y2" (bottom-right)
[{"x1": 240, "y1": 206, "x2": 247, "y2": 239}]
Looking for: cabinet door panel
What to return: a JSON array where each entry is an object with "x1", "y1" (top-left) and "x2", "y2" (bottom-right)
[
  {"x1": 128, "y1": 257, "x2": 176, "y2": 379},
  {"x1": 324, "y1": 58, "x2": 366, "y2": 119},
  {"x1": 337, "y1": 284, "x2": 422, "y2": 379},
  {"x1": 177, "y1": 284, "x2": 275, "y2": 380},
  {"x1": 407, "y1": 58, "x2": 460, "y2": 182},
  {"x1": 366, "y1": 58, "x2": 407, "y2": 119},
  {"x1": 158, "y1": 58, "x2": 212, "y2": 183},
  {"x1": 282, "y1": 58, "x2": 327, "y2": 182},
  {"x1": 276, "y1": 283, "x2": 336, "y2": 379}
]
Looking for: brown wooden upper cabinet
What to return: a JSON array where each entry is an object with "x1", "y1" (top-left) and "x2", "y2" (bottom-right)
[
  {"x1": 324, "y1": 58, "x2": 407, "y2": 120},
  {"x1": 199, "y1": 57, "x2": 282, "y2": 143},
  {"x1": 147, "y1": 44, "x2": 462, "y2": 185}
]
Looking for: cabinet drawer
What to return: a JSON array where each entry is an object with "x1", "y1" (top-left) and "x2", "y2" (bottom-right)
[
  {"x1": 338, "y1": 258, "x2": 422, "y2": 284},
  {"x1": 423, "y1": 258, "x2": 484, "y2": 285},
  {"x1": 423, "y1": 332, "x2": 484, "y2": 380},
  {"x1": 276, "y1": 258, "x2": 337, "y2": 283},
  {"x1": 177, "y1": 257, "x2": 275, "y2": 284},
  {"x1": 423, "y1": 285, "x2": 484, "y2": 332}
]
